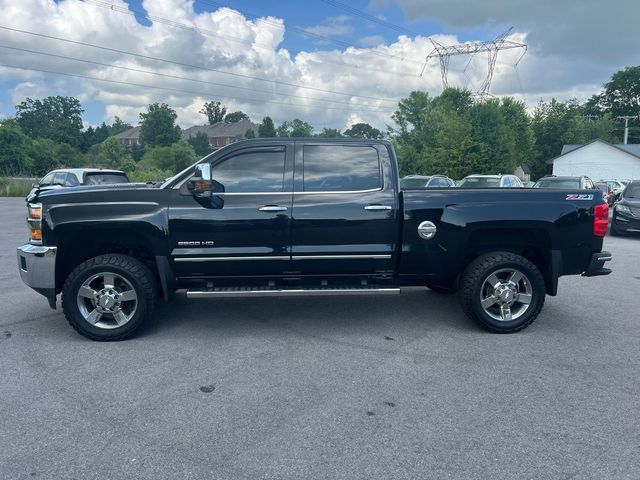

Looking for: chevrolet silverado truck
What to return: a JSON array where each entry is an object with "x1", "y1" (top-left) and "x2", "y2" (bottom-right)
[{"x1": 17, "y1": 139, "x2": 612, "y2": 341}]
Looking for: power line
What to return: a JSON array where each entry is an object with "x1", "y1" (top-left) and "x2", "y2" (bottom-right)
[
  {"x1": 320, "y1": 0, "x2": 420, "y2": 37},
  {"x1": 196, "y1": 0, "x2": 422, "y2": 69},
  {"x1": 0, "y1": 63, "x2": 394, "y2": 114},
  {"x1": 78, "y1": 0, "x2": 422, "y2": 78},
  {"x1": 0, "y1": 44, "x2": 390, "y2": 111},
  {"x1": 0, "y1": 25, "x2": 399, "y2": 103},
  {"x1": 196, "y1": 0, "x2": 423, "y2": 66}
]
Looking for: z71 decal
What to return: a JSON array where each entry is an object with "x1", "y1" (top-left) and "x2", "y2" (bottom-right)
[{"x1": 566, "y1": 194, "x2": 594, "y2": 200}]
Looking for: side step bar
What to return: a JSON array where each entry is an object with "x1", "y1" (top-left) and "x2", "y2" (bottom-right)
[{"x1": 186, "y1": 286, "x2": 401, "y2": 298}]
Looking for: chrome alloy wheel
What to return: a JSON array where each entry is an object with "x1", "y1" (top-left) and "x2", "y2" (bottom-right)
[
  {"x1": 479, "y1": 268, "x2": 533, "y2": 322},
  {"x1": 76, "y1": 272, "x2": 138, "y2": 329}
]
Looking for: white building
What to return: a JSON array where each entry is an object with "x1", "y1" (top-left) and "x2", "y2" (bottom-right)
[{"x1": 547, "y1": 139, "x2": 640, "y2": 180}]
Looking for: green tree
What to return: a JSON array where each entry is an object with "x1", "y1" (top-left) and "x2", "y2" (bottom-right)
[
  {"x1": 0, "y1": 120, "x2": 33, "y2": 175},
  {"x1": 344, "y1": 123, "x2": 383, "y2": 139},
  {"x1": 15, "y1": 96, "x2": 84, "y2": 148},
  {"x1": 97, "y1": 137, "x2": 132, "y2": 168},
  {"x1": 224, "y1": 111, "x2": 249, "y2": 123},
  {"x1": 187, "y1": 131, "x2": 212, "y2": 157},
  {"x1": 277, "y1": 119, "x2": 314, "y2": 137},
  {"x1": 530, "y1": 98, "x2": 616, "y2": 178},
  {"x1": 590, "y1": 66, "x2": 640, "y2": 118},
  {"x1": 54, "y1": 143, "x2": 86, "y2": 168},
  {"x1": 140, "y1": 140, "x2": 197, "y2": 173},
  {"x1": 258, "y1": 116, "x2": 276, "y2": 137},
  {"x1": 244, "y1": 128, "x2": 256, "y2": 139},
  {"x1": 317, "y1": 127, "x2": 343, "y2": 138},
  {"x1": 200, "y1": 101, "x2": 227, "y2": 125},
  {"x1": 29, "y1": 138, "x2": 61, "y2": 175},
  {"x1": 110, "y1": 116, "x2": 133, "y2": 135},
  {"x1": 139, "y1": 103, "x2": 182, "y2": 147}
]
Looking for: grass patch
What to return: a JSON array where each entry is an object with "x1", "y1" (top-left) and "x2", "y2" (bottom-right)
[{"x1": 0, "y1": 177, "x2": 36, "y2": 197}]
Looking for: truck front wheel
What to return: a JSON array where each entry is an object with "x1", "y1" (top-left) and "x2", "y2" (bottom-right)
[
  {"x1": 460, "y1": 252, "x2": 545, "y2": 333},
  {"x1": 62, "y1": 254, "x2": 157, "y2": 341}
]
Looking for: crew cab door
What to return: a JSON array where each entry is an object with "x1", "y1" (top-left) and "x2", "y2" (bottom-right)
[
  {"x1": 168, "y1": 143, "x2": 294, "y2": 277},
  {"x1": 290, "y1": 142, "x2": 399, "y2": 276}
]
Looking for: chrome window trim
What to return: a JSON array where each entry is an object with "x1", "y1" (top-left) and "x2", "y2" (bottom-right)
[
  {"x1": 292, "y1": 254, "x2": 391, "y2": 260},
  {"x1": 174, "y1": 254, "x2": 392, "y2": 262},
  {"x1": 179, "y1": 187, "x2": 384, "y2": 195},
  {"x1": 174, "y1": 256, "x2": 289, "y2": 262}
]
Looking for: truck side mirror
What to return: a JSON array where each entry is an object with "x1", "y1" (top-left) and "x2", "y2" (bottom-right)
[
  {"x1": 188, "y1": 164, "x2": 212, "y2": 198},
  {"x1": 187, "y1": 163, "x2": 225, "y2": 198}
]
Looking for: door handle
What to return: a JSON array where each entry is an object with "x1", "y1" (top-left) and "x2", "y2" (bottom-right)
[
  {"x1": 364, "y1": 205, "x2": 392, "y2": 211},
  {"x1": 259, "y1": 205, "x2": 288, "y2": 212}
]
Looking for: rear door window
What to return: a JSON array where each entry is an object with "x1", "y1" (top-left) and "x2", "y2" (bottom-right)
[
  {"x1": 84, "y1": 173, "x2": 129, "y2": 185},
  {"x1": 302, "y1": 145, "x2": 381, "y2": 192}
]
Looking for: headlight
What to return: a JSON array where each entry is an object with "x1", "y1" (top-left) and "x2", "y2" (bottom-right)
[
  {"x1": 616, "y1": 204, "x2": 632, "y2": 214},
  {"x1": 27, "y1": 203, "x2": 42, "y2": 244}
]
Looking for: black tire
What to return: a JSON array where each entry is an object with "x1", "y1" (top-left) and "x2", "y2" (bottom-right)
[
  {"x1": 460, "y1": 252, "x2": 545, "y2": 333},
  {"x1": 425, "y1": 282, "x2": 457, "y2": 294},
  {"x1": 62, "y1": 254, "x2": 157, "y2": 341}
]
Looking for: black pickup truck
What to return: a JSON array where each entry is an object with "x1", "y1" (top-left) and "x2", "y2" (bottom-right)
[{"x1": 17, "y1": 139, "x2": 612, "y2": 340}]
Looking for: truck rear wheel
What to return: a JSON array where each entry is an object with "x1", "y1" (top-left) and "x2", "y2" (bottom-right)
[
  {"x1": 460, "y1": 252, "x2": 545, "y2": 333},
  {"x1": 62, "y1": 254, "x2": 156, "y2": 341}
]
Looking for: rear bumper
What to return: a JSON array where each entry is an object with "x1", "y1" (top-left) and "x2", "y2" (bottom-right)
[
  {"x1": 582, "y1": 251, "x2": 612, "y2": 277},
  {"x1": 17, "y1": 244, "x2": 57, "y2": 308}
]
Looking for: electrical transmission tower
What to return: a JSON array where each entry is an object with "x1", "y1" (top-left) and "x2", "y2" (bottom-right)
[{"x1": 421, "y1": 27, "x2": 527, "y2": 99}]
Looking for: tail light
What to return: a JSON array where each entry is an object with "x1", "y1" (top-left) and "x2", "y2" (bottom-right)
[{"x1": 593, "y1": 203, "x2": 609, "y2": 237}]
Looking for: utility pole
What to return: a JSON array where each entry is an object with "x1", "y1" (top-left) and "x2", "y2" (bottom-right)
[
  {"x1": 421, "y1": 27, "x2": 527, "y2": 100},
  {"x1": 616, "y1": 116, "x2": 638, "y2": 144}
]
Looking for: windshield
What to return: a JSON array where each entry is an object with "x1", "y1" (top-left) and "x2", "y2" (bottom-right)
[
  {"x1": 400, "y1": 178, "x2": 429, "y2": 189},
  {"x1": 624, "y1": 185, "x2": 640, "y2": 198},
  {"x1": 84, "y1": 172, "x2": 129, "y2": 185},
  {"x1": 534, "y1": 179, "x2": 581, "y2": 189},
  {"x1": 458, "y1": 177, "x2": 500, "y2": 188}
]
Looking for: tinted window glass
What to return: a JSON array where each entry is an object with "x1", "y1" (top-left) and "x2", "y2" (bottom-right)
[
  {"x1": 624, "y1": 185, "x2": 640, "y2": 198},
  {"x1": 66, "y1": 173, "x2": 80, "y2": 186},
  {"x1": 400, "y1": 177, "x2": 429, "y2": 189},
  {"x1": 53, "y1": 172, "x2": 67, "y2": 185},
  {"x1": 40, "y1": 173, "x2": 54, "y2": 186},
  {"x1": 429, "y1": 177, "x2": 453, "y2": 187},
  {"x1": 212, "y1": 150, "x2": 285, "y2": 192},
  {"x1": 534, "y1": 179, "x2": 581, "y2": 189},
  {"x1": 303, "y1": 145, "x2": 381, "y2": 192},
  {"x1": 84, "y1": 173, "x2": 129, "y2": 185},
  {"x1": 458, "y1": 177, "x2": 501, "y2": 188}
]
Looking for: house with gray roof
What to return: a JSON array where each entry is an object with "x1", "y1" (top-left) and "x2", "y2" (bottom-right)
[
  {"x1": 114, "y1": 126, "x2": 141, "y2": 146},
  {"x1": 182, "y1": 119, "x2": 258, "y2": 149}
]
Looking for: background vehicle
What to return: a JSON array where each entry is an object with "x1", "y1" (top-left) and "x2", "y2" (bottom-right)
[
  {"x1": 594, "y1": 182, "x2": 614, "y2": 205},
  {"x1": 457, "y1": 174, "x2": 523, "y2": 188},
  {"x1": 18, "y1": 139, "x2": 611, "y2": 341},
  {"x1": 611, "y1": 180, "x2": 640, "y2": 235},
  {"x1": 28, "y1": 168, "x2": 129, "y2": 197},
  {"x1": 400, "y1": 175, "x2": 455, "y2": 189},
  {"x1": 523, "y1": 181, "x2": 536, "y2": 188},
  {"x1": 533, "y1": 175, "x2": 596, "y2": 190}
]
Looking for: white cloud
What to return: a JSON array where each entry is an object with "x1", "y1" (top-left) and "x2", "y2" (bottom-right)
[
  {"x1": 0, "y1": 0, "x2": 622, "y2": 132},
  {"x1": 305, "y1": 15, "x2": 354, "y2": 38},
  {"x1": 358, "y1": 35, "x2": 385, "y2": 47}
]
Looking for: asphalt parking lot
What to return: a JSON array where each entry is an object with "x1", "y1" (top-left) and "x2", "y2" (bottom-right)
[{"x1": 1, "y1": 197, "x2": 640, "y2": 480}]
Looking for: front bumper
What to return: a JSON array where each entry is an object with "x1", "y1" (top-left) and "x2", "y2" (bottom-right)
[
  {"x1": 612, "y1": 213, "x2": 640, "y2": 233},
  {"x1": 17, "y1": 244, "x2": 57, "y2": 308},
  {"x1": 582, "y1": 251, "x2": 612, "y2": 277}
]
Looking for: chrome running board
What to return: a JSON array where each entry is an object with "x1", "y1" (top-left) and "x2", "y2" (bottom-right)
[{"x1": 186, "y1": 286, "x2": 401, "y2": 298}]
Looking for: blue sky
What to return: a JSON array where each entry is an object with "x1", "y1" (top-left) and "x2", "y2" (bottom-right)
[{"x1": 1, "y1": 0, "x2": 637, "y2": 130}]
